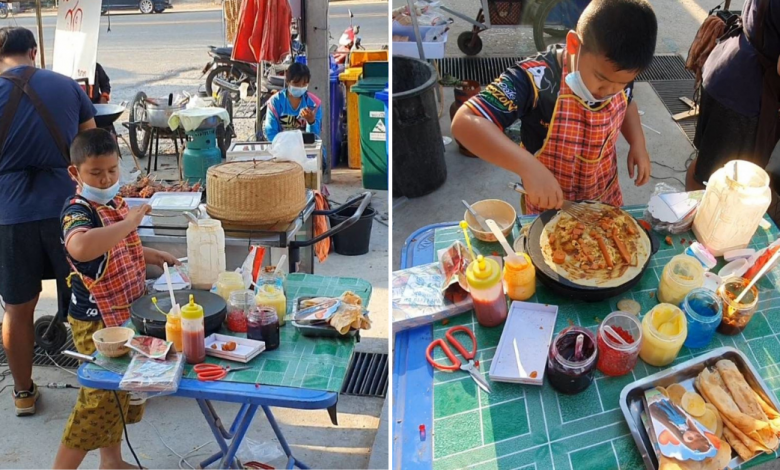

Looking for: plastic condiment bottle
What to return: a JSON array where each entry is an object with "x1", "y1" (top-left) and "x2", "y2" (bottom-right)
[
  {"x1": 657, "y1": 254, "x2": 704, "y2": 305},
  {"x1": 503, "y1": 253, "x2": 535, "y2": 301},
  {"x1": 466, "y1": 255, "x2": 508, "y2": 327},
  {"x1": 639, "y1": 303, "x2": 688, "y2": 367},
  {"x1": 165, "y1": 308, "x2": 183, "y2": 353},
  {"x1": 180, "y1": 294, "x2": 206, "y2": 364},
  {"x1": 255, "y1": 272, "x2": 287, "y2": 326}
]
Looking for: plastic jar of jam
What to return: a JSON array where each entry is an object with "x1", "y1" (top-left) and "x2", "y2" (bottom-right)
[
  {"x1": 247, "y1": 306, "x2": 280, "y2": 350},
  {"x1": 466, "y1": 255, "x2": 508, "y2": 327},
  {"x1": 227, "y1": 290, "x2": 255, "y2": 333},
  {"x1": 546, "y1": 326, "x2": 598, "y2": 395},
  {"x1": 680, "y1": 288, "x2": 722, "y2": 348},
  {"x1": 717, "y1": 277, "x2": 759, "y2": 336},
  {"x1": 503, "y1": 253, "x2": 535, "y2": 301},
  {"x1": 639, "y1": 303, "x2": 688, "y2": 367},
  {"x1": 596, "y1": 312, "x2": 642, "y2": 377},
  {"x1": 657, "y1": 254, "x2": 705, "y2": 305}
]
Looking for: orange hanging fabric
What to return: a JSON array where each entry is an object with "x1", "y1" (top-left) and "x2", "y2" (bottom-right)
[
  {"x1": 314, "y1": 192, "x2": 331, "y2": 263},
  {"x1": 232, "y1": 0, "x2": 292, "y2": 64}
]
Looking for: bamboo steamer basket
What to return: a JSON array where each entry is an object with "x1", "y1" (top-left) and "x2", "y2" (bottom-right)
[{"x1": 206, "y1": 161, "x2": 306, "y2": 226}]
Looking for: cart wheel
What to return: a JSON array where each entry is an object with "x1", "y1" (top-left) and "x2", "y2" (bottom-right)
[
  {"x1": 34, "y1": 315, "x2": 69, "y2": 354},
  {"x1": 216, "y1": 89, "x2": 234, "y2": 159},
  {"x1": 457, "y1": 31, "x2": 483, "y2": 56},
  {"x1": 533, "y1": 0, "x2": 582, "y2": 51},
  {"x1": 129, "y1": 91, "x2": 150, "y2": 160}
]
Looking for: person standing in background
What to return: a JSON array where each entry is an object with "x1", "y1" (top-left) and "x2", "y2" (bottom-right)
[{"x1": 0, "y1": 26, "x2": 95, "y2": 417}]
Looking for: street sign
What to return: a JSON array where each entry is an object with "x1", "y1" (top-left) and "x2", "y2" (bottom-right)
[{"x1": 52, "y1": 0, "x2": 101, "y2": 84}]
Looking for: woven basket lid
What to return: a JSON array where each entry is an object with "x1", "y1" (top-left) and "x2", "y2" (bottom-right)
[{"x1": 206, "y1": 160, "x2": 306, "y2": 226}]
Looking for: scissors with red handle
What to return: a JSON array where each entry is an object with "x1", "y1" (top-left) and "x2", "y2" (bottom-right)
[
  {"x1": 194, "y1": 363, "x2": 251, "y2": 381},
  {"x1": 426, "y1": 325, "x2": 492, "y2": 394}
]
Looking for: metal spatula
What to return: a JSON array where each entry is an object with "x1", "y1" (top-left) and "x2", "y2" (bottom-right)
[
  {"x1": 63, "y1": 351, "x2": 128, "y2": 375},
  {"x1": 507, "y1": 182, "x2": 601, "y2": 222}
]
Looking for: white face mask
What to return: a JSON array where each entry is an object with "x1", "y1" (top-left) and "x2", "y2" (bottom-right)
[
  {"x1": 564, "y1": 46, "x2": 615, "y2": 104},
  {"x1": 79, "y1": 180, "x2": 120, "y2": 205}
]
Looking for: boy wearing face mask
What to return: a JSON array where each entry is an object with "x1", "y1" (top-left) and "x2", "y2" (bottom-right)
[
  {"x1": 54, "y1": 129, "x2": 178, "y2": 469},
  {"x1": 452, "y1": 0, "x2": 657, "y2": 214},
  {"x1": 262, "y1": 62, "x2": 322, "y2": 141}
]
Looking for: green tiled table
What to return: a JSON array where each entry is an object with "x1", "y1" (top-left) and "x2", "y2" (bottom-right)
[
  {"x1": 394, "y1": 206, "x2": 780, "y2": 470},
  {"x1": 92, "y1": 273, "x2": 372, "y2": 393}
]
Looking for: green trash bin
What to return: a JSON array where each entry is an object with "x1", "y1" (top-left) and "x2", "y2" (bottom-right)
[{"x1": 352, "y1": 62, "x2": 389, "y2": 191}]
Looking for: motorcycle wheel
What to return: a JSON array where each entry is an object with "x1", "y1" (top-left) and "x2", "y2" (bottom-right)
[
  {"x1": 0, "y1": 8, "x2": 8, "y2": 19},
  {"x1": 206, "y1": 65, "x2": 241, "y2": 101},
  {"x1": 34, "y1": 316, "x2": 69, "y2": 354},
  {"x1": 129, "y1": 91, "x2": 150, "y2": 160}
]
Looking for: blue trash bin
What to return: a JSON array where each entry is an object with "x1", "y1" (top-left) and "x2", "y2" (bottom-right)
[
  {"x1": 375, "y1": 85, "x2": 389, "y2": 157},
  {"x1": 329, "y1": 67, "x2": 345, "y2": 168}
]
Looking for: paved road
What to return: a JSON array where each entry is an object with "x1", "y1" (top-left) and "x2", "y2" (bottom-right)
[{"x1": 1, "y1": 1, "x2": 388, "y2": 103}]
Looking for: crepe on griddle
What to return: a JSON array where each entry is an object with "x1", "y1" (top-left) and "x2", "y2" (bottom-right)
[{"x1": 539, "y1": 203, "x2": 650, "y2": 288}]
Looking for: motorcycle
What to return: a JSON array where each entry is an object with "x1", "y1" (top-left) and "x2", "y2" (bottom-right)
[{"x1": 331, "y1": 9, "x2": 363, "y2": 67}]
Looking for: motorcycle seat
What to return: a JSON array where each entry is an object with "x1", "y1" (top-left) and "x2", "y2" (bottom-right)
[{"x1": 212, "y1": 46, "x2": 233, "y2": 57}]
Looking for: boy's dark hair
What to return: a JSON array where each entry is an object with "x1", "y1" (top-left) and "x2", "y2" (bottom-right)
[
  {"x1": 70, "y1": 129, "x2": 119, "y2": 166},
  {"x1": 0, "y1": 27, "x2": 36, "y2": 59},
  {"x1": 577, "y1": 0, "x2": 657, "y2": 72},
  {"x1": 286, "y1": 63, "x2": 311, "y2": 84}
]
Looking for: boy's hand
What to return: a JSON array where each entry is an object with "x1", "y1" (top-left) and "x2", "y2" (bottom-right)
[
  {"x1": 145, "y1": 249, "x2": 181, "y2": 269},
  {"x1": 627, "y1": 146, "x2": 651, "y2": 186},
  {"x1": 126, "y1": 204, "x2": 151, "y2": 228},
  {"x1": 523, "y1": 161, "x2": 564, "y2": 210}
]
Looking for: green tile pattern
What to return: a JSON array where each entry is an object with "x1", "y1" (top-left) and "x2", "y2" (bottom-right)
[
  {"x1": 429, "y1": 206, "x2": 780, "y2": 469},
  {"x1": 89, "y1": 274, "x2": 372, "y2": 393}
]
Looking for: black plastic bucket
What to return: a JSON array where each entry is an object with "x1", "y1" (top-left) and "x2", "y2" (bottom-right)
[
  {"x1": 330, "y1": 205, "x2": 376, "y2": 256},
  {"x1": 393, "y1": 57, "x2": 447, "y2": 198}
]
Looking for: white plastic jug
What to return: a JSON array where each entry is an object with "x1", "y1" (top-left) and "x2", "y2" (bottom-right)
[
  {"x1": 693, "y1": 160, "x2": 771, "y2": 256},
  {"x1": 186, "y1": 219, "x2": 226, "y2": 289}
]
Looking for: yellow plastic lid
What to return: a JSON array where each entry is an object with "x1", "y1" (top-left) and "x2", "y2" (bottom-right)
[
  {"x1": 180, "y1": 294, "x2": 204, "y2": 320},
  {"x1": 466, "y1": 255, "x2": 502, "y2": 290},
  {"x1": 339, "y1": 67, "x2": 363, "y2": 82}
]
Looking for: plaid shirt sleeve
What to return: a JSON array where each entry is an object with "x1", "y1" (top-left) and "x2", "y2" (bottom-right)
[{"x1": 464, "y1": 66, "x2": 535, "y2": 131}]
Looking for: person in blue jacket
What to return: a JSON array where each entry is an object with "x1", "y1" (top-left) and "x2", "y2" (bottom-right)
[{"x1": 262, "y1": 62, "x2": 322, "y2": 142}]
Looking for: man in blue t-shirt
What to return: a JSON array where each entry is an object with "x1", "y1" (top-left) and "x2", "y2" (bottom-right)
[{"x1": 0, "y1": 27, "x2": 95, "y2": 417}]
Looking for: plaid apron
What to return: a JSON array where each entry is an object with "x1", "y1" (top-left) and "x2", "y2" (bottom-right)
[
  {"x1": 66, "y1": 196, "x2": 146, "y2": 328},
  {"x1": 524, "y1": 66, "x2": 628, "y2": 215}
]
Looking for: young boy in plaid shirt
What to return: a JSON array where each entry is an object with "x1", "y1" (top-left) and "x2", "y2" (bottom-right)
[
  {"x1": 452, "y1": 0, "x2": 658, "y2": 214},
  {"x1": 53, "y1": 128, "x2": 178, "y2": 469}
]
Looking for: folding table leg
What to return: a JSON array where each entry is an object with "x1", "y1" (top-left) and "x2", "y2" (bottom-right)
[
  {"x1": 261, "y1": 406, "x2": 310, "y2": 470},
  {"x1": 196, "y1": 399, "x2": 233, "y2": 468},
  {"x1": 217, "y1": 404, "x2": 258, "y2": 469}
]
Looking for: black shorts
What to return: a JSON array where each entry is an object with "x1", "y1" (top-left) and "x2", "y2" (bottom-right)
[
  {"x1": 0, "y1": 218, "x2": 71, "y2": 308},
  {"x1": 693, "y1": 88, "x2": 761, "y2": 184}
]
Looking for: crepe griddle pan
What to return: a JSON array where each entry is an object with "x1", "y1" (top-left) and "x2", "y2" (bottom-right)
[
  {"x1": 131, "y1": 289, "x2": 227, "y2": 339},
  {"x1": 524, "y1": 204, "x2": 659, "y2": 302}
]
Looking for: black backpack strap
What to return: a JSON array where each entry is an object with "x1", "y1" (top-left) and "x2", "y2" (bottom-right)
[{"x1": 0, "y1": 67, "x2": 71, "y2": 165}]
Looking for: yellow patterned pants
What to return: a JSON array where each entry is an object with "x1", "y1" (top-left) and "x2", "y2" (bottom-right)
[{"x1": 61, "y1": 317, "x2": 145, "y2": 452}]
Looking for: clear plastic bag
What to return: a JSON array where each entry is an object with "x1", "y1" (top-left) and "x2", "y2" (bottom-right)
[
  {"x1": 643, "y1": 182, "x2": 701, "y2": 235},
  {"x1": 119, "y1": 351, "x2": 185, "y2": 397},
  {"x1": 269, "y1": 130, "x2": 317, "y2": 172},
  {"x1": 236, "y1": 438, "x2": 285, "y2": 467}
]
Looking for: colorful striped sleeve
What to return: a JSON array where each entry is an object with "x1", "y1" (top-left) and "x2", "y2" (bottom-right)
[{"x1": 463, "y1": 67, "x2": 534, "y2": 131}]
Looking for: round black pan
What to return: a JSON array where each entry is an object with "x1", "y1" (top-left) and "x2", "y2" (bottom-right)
[
  {"x1": 131, "y1": 289, "x2": 227, "y2": 339},
  {"x1": 524, "y1": 205, "x2": 659, "y2": 302}
]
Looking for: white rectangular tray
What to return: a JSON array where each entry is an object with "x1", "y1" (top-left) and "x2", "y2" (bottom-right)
[
  {"x1": 205, "y1": 334, "x2": 265, "y2": 363},
  {"x1": 489, "y1": 301, "x2": 558, "y2": 386}
]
